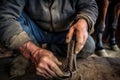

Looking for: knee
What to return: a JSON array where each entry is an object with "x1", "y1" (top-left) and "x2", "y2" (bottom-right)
[{"x1": 77, "y1": 35, "x2": 95, "y2": 59}]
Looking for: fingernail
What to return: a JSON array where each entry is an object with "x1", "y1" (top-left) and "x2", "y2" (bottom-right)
[
  {"x1": 58, "y1": 61, "x2": 62, "y2": 65},
  {"x1": 66, "y1": 39, "x2": 69, "y2": 43},
  {"x1": 59, "y1": 72, "x2": 64, "y2": 77},
  {"x1": 75, "y1": 51, "x2": 79, "y2": 54}
]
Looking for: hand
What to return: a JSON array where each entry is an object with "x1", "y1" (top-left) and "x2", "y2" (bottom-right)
[
  {"x1": 19, "y1": 41, "x2": 63, "y2": 78},
  {"x1": 66, "y1": 19, "x2": 88, "y2": 54},
  {"x1": 32, "y1": 48, "x2": 64, "y2": 78}
]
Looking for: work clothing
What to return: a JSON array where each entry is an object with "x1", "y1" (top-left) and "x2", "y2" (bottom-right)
[
  {"x1": 18, "y1": 12, "x2": 95, "y2": 58},
  {"x1": 0, "y1": 0, "x2": 98, "y2": 49}
]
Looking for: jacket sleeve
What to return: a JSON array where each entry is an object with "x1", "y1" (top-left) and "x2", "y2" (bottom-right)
[
  {"x1": 0, "y1": 0, "x2": 30, "y2": 49},
  {"x1": 75, "y1": 0, "x2": 98, "y2": 34}
]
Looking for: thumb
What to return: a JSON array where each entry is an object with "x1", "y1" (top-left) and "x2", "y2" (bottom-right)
[{"x1": 66, "y1": 27, "x2": 74, "y2": 43}]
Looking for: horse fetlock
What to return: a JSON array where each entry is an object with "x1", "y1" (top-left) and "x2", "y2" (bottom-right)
[
  {"x1": 111, "y1": 23, "x2": 118, "y2": 30},
  {"x1": 109, "y1": 37, "x2": 116, "y2": 46},
  {"x1": 97, "y1": 25, "x2": 105, "y2": 33},
  {"x1": 96, "y1": 33, "x2": 104, "y2": 51}
]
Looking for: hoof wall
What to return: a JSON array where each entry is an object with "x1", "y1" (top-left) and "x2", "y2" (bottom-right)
[
  {"x1": 111, "y1": 45, "x2": 120, "y2": 51},
  {"x1": 95, "y1": 49, "x2": 108, "y2": 57}
]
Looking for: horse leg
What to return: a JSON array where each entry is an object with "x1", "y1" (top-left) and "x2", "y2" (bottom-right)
[
  {"x1": 109, "y1": 2, "x2": 120, "y2": 51},
  {"x1": 95, "y1": 0, "x2": 109, "y2": 56}
]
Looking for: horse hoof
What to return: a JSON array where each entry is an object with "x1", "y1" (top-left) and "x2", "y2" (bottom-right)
[
  {"x1": 111, "y1": 45, "x2": 120, "y2": 51},
  {"x1": 95, "y1": 49, "x2": 108, "y2": 57}
]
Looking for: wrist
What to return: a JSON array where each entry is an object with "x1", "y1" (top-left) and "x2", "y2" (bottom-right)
[
  {"x1": 19, "y1": 41, "x2": 41, "y2": 59},
  {"x1": 25, "y1": 41, "x2": 39, "y2": 53}
]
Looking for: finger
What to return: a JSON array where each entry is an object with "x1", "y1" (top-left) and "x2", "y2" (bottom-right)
[
  {"x1": 36, "y1": 67, "x2": 52, "y2": 78},
  {"x1": 36, "y1": 71, "x2": 49, "y2": 79},
  {"x1": 75, "y1": 41, "x2": 84, "y2": 54},
  {"x1": 37, "y1": 58, "x2": 58, "y2": 77},
  {"x1": 75, "y1": 30, "x2": 84, "y2": 54},
  {"x1": 45, "y1": 65, "x2": 57, "y2": 77},
  {"x1": 53, "y1": 56, "x2": 62, "y2": 66},
  {"x1": 54, "y1": 66, "x2": 64, "y2": 77},
  {"x1": 44, "y1": 57, "x2": 63, "y2": 77},
  {"x1": 66, "y1": 27, "x2": 74, "y2": 43},
  {"x1": 83, "y1": 32, "x2": 88, "y2": 45},
  {"x1": 49, "y1": 63, "x2": 64, "y2": 77}
]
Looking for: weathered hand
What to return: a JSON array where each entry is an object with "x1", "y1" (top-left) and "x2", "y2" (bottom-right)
[
  {"x1": 32, "y1": 48, "x2": 63, "y2": 78},
  {"x1": 66, "y1": 19, "x2": 88, "y2": 54},
  {"x1": 19, "y1": 41, "x2": 63, "y2": 78}
]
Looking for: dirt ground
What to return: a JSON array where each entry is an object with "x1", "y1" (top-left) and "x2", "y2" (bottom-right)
[
  {"x1": 0, "y1": 50, "x2": 120, "y2": 80},
  {"x1": 0, "y1": 41, "x2": 120, "y2": 80}
]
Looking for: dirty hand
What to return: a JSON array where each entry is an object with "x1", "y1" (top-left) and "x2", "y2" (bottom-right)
[
  {"x1": 66, "y1": 19, "x2": 88, "y2": 54},
  {"x1": 19, "y1": 41, "x2": 63, "y2": 78}
]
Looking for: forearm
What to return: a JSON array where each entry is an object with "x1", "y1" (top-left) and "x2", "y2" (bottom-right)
[
  {"x1": 0, "y1": 20, "x2": 30, "y2": 49},
  {"x1": 0, "y1": 0, "x2": 27, "y2": 49},
  {"x1": 75, "y1": 0, "x2": 98, "y2": 34},
  {"x1": 19, "y1": 41, "x2": 41, "y2": 59}
]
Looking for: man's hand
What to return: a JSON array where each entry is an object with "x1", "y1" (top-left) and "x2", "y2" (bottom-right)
[
  {"x1": 66, "y1": 19, "x2": 88, "y2": 54},
  {"x1": 19, "y1": 41, "x2": 63, "y2": 78}
]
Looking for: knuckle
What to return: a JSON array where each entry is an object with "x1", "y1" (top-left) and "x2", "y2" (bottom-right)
[
  {"x1": 76, "y1": 23, "x2": 80, "y2": 27},
  {"x1": 38, "y1": 63, "x2": 44, "y2": 68},
  {"x1": 53, "y1": 57, "x2": 57, "y2": 61},
  {"x1": 76, "y1": 42, "x2": 84, "y2": 47},
  {"x1": 36, "y1": 67, "x2": 42, "y2": 73},
  {"x1": 48, "y1": 54, "x2": 53, "y2": 58},
  {"x1": 51, "y1": 63, "x2": 55, "y2": 67},
  {"x1": 85, "y1": 32, "x2": 88, "y2": 37},
  {"x1": 42, "y1": 56, "x2": 48, "y2": 61},
  {"x1": 49, "y1": 52, "x2": 54, "y2": 56},
  {"x1": 84, "y1": 34, "x2": 88, "y2": 41},
  {"x1": 77, "y1": 41, "x2": 83, "y2": 45}
]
